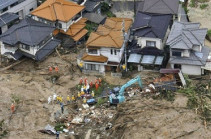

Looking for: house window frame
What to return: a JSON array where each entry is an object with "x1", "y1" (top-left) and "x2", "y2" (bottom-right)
[
  {"x1": 172, "y1": 50, "x2": 182, "y2": 57},
  {"x1": 88, "y1": 49, "x2": 98, "y2": 54},
  {"x1": 110, "y1": 49, "x2": 113, "y2": 55},
  {"x1": 22, "y1": 45, "x2": 30, "y2": 51},
  {"x1": 29, "y1": 8, "x2": 34, "y2": 11},
  {"x1": 86, "y1": 64, "x2": 98, "y2": 71},
  {"x1": 146, "y1": 41, "x2": 156, "y2": 47}
]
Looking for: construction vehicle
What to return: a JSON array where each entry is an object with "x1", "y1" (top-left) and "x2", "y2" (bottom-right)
[{"x1": 109, "y1": 75, "x2": 143, "y2": 104}]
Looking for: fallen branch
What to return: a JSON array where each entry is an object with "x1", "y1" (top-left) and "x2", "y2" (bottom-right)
[{"x1": 0, "y1": 59, "x2": 26, "y2": 72}]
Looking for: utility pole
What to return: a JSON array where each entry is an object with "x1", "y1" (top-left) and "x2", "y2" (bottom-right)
[{"x1": 122, "y1": 20, "x2": 128, "y2": 72}]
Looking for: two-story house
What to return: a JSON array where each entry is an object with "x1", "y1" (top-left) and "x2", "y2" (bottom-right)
[
  {"x1": 31, "y1": 0, "x2": 88, "y2": 42},
  {"x1": 78, "y1": 17, "x2": 133, "y2": 75},
  {"x1": 166, "y1": 21, "x2": 209, "y2": 75},
  {"x1": 138, "y1": 0, "x2": 179, "y2": 21},
  {"x1": 128, "y1": 12, "x2": 171, "y2": 70},
  {"x1": 0, "y1": 18, "x2": 60, "y2": 61},
  {"x1": 0, "y1": 0, "x2": 37, "y2": 34},
  {"x1": 0, "y1": 0, "x2": 37, "y2": 18}
]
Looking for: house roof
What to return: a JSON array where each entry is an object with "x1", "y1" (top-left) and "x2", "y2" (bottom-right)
[
  {"x1": 86, "y1": 25, "x2": 124, "y2": 48},
  {"x1": 82, "y1": 53, "x2": 108, "y2": 63},
  {"x1": 84, "y1": 0, "x2": 100, "y2": 12},
  {"x1": 0, "y1": 12, "x2": 19, "y2": 27},
  {"x1": 0, "y1": 0, "x2": 18, "y2": 10},
  {"x1": 63, "y1": 18, "x2": 87, "y2": 37},
  {"x1": 140, "y1": 0, "x2": 179, "y2": 15},
  {"x1": 104, "y1": 17, "x2": 133, "y2": 32},
  {"x1": 83, "y1": 13, "x2": 106, "y2": 24},
  {"x1": 72, "y1": 28, "x2": 88, "y2": 41},
  {"x1": 0, "y1": 18, "x2": 55, "y2": 46},
  {"x1": 170, "y1": 46, "x2": 210, "y2": 66},
  {"x1": 31, "y1": 0, "x2": 84, "y2": 22},
  {"x1": 166, "y1": 21, "x2": 208, "y2": 49},
  {"x1": 132, "y1": 12, "x2": 172, "y2": 39},
  {"x1": 86, "y1": 17, "x2": 132, "y2": 48}
]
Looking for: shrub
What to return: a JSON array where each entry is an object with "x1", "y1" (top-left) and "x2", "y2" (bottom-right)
[
  {"x1": 200, "y1": 4, "x2": 208, "y2": 9},
  {"x1": 207, "y1": 29, "x2": 211, "y2": 37}
]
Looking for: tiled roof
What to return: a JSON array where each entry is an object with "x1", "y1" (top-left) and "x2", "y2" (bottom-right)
[
  {"x1": 82, "y1": 53, "x2": 108, "y2": 63},
  {"x1": 132, "y1": 12, "x2": 172, "y2": 39},
  {"x1": 104, "y1": 17, "x2": 133, "y2": 32},
  {"x1": 72, "y1": 28, "x2": 88, "y2": 41},
  {"x1": 0, "y1": 18, "x2": 55, "y2": 46},
  {"x1": 141, "y1": 0, "x2": 179, "y2": 15},
  {"x1": 86, "y1": 17, "x2": 132, "y2": 48},
  {"x1": 0, "y1": 12, "x2": 19, "y2": 27},
  {"x1": 86, "y1": 25, "x2": 124, "y2": 48},
  {"x1": 167, "y1": 21, "x2": 208, "y2": 49},
  {"x1": 31, "y1": 0, "x2": 84, "y2": 22}
]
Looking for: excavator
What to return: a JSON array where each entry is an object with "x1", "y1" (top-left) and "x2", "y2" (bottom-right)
[{"x1": 109, "y1": 75, "x2": 143, "y2": 104}]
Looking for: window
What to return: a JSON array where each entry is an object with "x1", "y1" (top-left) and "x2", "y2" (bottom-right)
[
  {"x1": 110, "y1": 49, "x2": 113, "y2": 55},
  {"x1": 87, "y1": 64, "x2": 98, "y2": 71},
  {"x1": 114, "y1": 49, "x2": 117, "y2": 55},
  {"x1": 58, "y1": 23, "x2": 62, "y2": 29},
  {"x1": 146, "y1": 41, "x2": 156, "y2": 47},
  {"x1": 22, "y1": 45, "x2": 30, "y2": 51},
  {"x1": 29, "y1": 8, "x2": 34, "y2": 11},
  {"x1": 2, "y1": 7, "x2": 8, "y2": 12},
  {"x1": 88, "y1": 49, "x2": 98, "y2": 54},
  {"x1": 10, "y1": 2, "x2": 18, "y2": 7},
  {"x1": 172, "y1": 51, "x2": 182, "y2": 57}
]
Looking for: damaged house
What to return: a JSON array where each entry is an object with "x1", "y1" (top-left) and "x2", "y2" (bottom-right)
[
  {"x1": 166, "y1": 21, "x2": 209, "y2": 75},
  {"x1": 31, "y1": 0, "x2": 88, "y2": 43},
  {"x1": 0, "y1": 18, "x2": 60, "y2": 61},
  {"x1": 128, "y1": 12, "x2": 171, "y2": 70},
  {"x1": 78, "y1": 17, "x2": 133, "y2": 75}
]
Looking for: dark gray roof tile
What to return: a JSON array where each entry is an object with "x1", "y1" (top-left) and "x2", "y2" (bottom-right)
[{"x1": 0, "y1": 12, "x2": 19, "y2": 27}]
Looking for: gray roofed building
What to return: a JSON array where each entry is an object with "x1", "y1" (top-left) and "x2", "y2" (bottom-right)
[
  {"x1": 167, "y1": 21, "x2": 209, "y2": 75},
  {"x1": 132, "y1": 12, "x2": 172, "y2": 39},
  {"x1": 0, "y1": 17, "x2": 61, "y2": 61},
  {"x1": 167, "y1": 22, "x2": 207, "y2": 49},
  {"x1": 0, "y1": 17, "x2": 55, "y2": 46},
  {"x1": 83, "y1": 13, "x2": 106, "y2": 24},
  {"x1": 139, "y1": 0, "x2": 180, "y2": 15},
  {"x1": 0, "y1": 12, "x2": 19, "y2": 27},
  {"x1": 84, "y1": 0, "x2": 101, "y2": 13},
  {"x1": 0, "y1": 0, "x2": 18, "y2": 10}
]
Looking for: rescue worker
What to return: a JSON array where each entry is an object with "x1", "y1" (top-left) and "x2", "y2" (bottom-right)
[
  {"x1": 84, "y1": 77, "x2": 87, "y2": 85},
  {"x1": 95, "y1": 82, "x2": 99, "y2": 90},
  {"x1": 79, "y1": 78, "x2": 83, "y2": 85},
  {"x1": 91, "y1": 91, "x2": 95, "y2": 97},
  {"x1": 67, "y1": 95, "x2": 70, "y2": 104},
  {"x1": 71, "y1": 95, "x2": 76, "y2": 102},
  {"x1": 77, "y1": 92, "x2": 81, "y2": 99},
  {"x1": 89, "y1": 80, "x2": 93, "y2": 88},
  {"x1": 56, "y1": 131, "x2": 60, "y2": 139},
  {"x1": 11, "y1": 103, "x2": 15, "y2": 113},
  {"x1": 55, "y1": 66, "x2": 59, "y2": 73},
  {"x1": 49, "y1": 66, "x2": 53, "y2": 73}
]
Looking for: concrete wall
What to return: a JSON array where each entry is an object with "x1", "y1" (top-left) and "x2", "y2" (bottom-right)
[
  {"x1": 181, "y1": 64, "x2": 202, "y2": 75},
  {"x1": 182, "y1": 49, "x2": 190, "y2": 57},
  {"x1": 137, "y1": 37, "x2": 163, "y2": 50},
  {"x1": 100, "y1": 47, "x2": 123, "y2": 63},
  {"x1": 1, "y1": 25, "x2": 8, "y2": 34},
  {"x1": 1, "y1": 0, "x2": 37, "y2": 19},
  {"x1": 193, "y1": 45, "x2": 201, "y2": 52}
]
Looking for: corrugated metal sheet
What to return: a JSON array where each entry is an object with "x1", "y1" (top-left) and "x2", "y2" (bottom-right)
[
  {"x1": 128, "y1": 54, "x2": 142, "y2": 63},
  {"x1": 141, "y1": 55, "x2": 155, "y2": 64},
  {"x1": 154, "y1": 56, "x2": 164, "y2": 65}
]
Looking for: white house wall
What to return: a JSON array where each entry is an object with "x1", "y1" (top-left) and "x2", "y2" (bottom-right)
[
  {"x1": 137, "y1": 37, "x2": 163, "y2": 50},
  {"x1": 181, "y1": 65, "x2": 202, "y2": 75},
  {"x1": 100, "y1": 47, "x2": 123, "y2": 63},
  {"x1": 1, "y1": 25, "x2": 8, "y2": 34},
  {"x1": 0, "y1": 42, "x2": 18, "y2": 55},
  {"x1": 1, "y1": 0, "x2": 37, "y2": 19}
]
